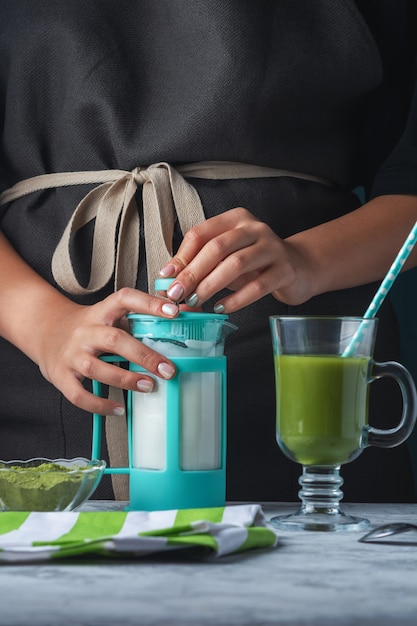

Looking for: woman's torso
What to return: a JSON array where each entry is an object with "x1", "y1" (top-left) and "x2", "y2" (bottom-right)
[{"x1": 0, "y1": 0, "x2": 414, "y2": 502}]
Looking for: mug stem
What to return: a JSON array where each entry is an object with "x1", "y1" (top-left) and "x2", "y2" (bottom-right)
[
  {"x1": 298, "y1": 465, "x2": 344, "y2": 516},
  {"x1": 269, "y1": 466, "x2": 370, "y2": 532}
]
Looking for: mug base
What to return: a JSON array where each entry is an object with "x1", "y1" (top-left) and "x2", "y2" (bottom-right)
[{"x1": 268, "y1": 509, "x2": 370, "y2": 532}]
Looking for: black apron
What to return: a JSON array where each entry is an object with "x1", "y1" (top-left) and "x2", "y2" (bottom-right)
[{"x1": 0, "y1": 0, "x2": 414, "y2": 501}]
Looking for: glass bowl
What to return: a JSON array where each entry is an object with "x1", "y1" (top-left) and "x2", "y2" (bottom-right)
[{"x1": 0, "y1": 457, "x2": 106, "y2": 512}]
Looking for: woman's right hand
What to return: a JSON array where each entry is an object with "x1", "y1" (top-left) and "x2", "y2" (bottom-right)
[
  {"x1": 36, "y1": 288, "x2": 179, "y2": 417},
  {"x1": 0, "y1": 231, "x2": 180, "y2": 416}
]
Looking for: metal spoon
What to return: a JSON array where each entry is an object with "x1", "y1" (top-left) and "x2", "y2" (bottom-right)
[{"x1": 359, "y1": 522, "x2": 417, "y2": 545}]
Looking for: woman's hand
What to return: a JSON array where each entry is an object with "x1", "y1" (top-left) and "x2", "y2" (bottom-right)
[
  {"x1": 159, "y1": 207, "x2": 316, "y2": 312},
  {"x1": 0, "y1": 230, "x2": 181, "y2": 417},
  {"x1": 36, "y1": 288, "x2": 179, "y2": 416},
  {"x1": 159, "y1": 198, "x2": 417, "y2": 314}
]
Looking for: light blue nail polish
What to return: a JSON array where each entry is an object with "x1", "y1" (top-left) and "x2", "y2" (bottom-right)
[
  {"x1": 214, "y1": 303, "x2": 225, "y2": 314},
  {"x1": 185, "y1": 292, "x2": 199, "y2": 307}
]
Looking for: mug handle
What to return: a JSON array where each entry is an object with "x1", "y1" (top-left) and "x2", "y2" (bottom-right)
[{"x1": 364, "y1": 361, "x2": 417, "y2": 448}]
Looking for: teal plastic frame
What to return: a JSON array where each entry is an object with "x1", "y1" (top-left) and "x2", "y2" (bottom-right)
[{"x1": 92, "y1": 354, "x2": 227, "y2": 511}]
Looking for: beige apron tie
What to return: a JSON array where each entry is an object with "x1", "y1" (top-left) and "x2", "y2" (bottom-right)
[
  {"x1": 105, "y1": 384, "x2": 129, "y2": 500},
  {"x1": 0, "y1": 161, "x2": 331, "y2": 499},
  {"x1": 0, "y1": 161, "x2": 331, "y2": 294}
]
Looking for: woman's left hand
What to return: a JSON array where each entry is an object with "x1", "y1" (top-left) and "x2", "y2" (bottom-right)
[
  {"x1": 159, "y1": 207, "x2": 315, "y2": 312},
  {"x1": 160, "y1": 197, "x2": 417, "y2": 314}
]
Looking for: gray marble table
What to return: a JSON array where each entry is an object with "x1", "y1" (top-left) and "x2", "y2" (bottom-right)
[{"x1": 0, "y1": 502, "x2": 416, "y2": 626}]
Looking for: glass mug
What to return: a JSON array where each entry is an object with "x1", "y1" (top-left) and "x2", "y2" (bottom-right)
[{"x1": 269, "y1": 316, "x2": 417, "y2": 532}]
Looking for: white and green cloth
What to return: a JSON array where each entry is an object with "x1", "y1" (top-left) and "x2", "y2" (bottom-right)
[{"x1": 0, "y1": 504, "x2": 277, "y2": 563}]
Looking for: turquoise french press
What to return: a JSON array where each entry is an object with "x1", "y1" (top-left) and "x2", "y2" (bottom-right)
[{"x1": 91, "y1": 281, "x2": 236, "y2": 511}]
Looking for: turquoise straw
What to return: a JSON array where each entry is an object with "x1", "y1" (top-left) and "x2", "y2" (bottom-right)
[{"x1": 343, "y1": 221, "x2": 417, "y2": 357}]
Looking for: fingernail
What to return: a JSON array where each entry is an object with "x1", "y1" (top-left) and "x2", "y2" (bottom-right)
[
  {"x1": 137, "y1": 379, "x2": 154, "y2": 393},
  {"x1": 214, "y1": 303, "x2": 225, "y2": 314},
  {"x1": 160, "y1": 264, "x2": 176, "y2": 278},
  {"x1": 162, "y1": 302, "x2": 179, "y2": 316},
  {"x1": 113, "y1": 406, "x2": 125, "y2": 416},
  {"x1": 157, "y1": 362, "x2": 176, "y2": 379},
  {"x1": 167, "y1": 283, "x2": 184, "y2": 301},
  {"x1": 185, "y1": 292, "x2": 199, "y2": 307}
]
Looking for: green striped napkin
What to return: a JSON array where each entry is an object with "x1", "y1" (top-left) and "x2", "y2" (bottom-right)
[{"x1": 0, "y1": 504, "x2": 277, "y2": 563}]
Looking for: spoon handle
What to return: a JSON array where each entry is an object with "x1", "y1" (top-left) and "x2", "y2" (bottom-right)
[{"x1": 359, "y1": 522, "x2": 417, "y2": 544}]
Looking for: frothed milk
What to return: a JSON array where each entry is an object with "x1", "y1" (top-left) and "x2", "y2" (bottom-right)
[{"x1": 132, "y1": 337, "x2": 222, "y2": 471}]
